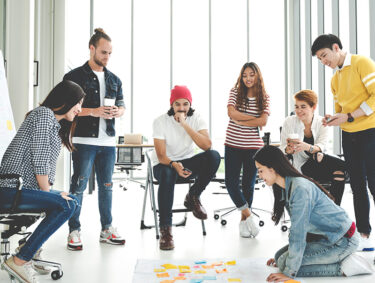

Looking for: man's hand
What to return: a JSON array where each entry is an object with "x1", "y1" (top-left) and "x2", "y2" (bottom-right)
[
  {"x1": 289, "y1": 140, "x2": 309, "y2": 153},
  {"x1": 172, "y1": 162, "x2": 192, "y2": 178},
  {"x1": 91, "y1": 106, "x2": 113, "y2": 119},
  {"x1": 266, "y1": 272, "x2": 292, "y2": 282},
  {"x1": 266, "y1": 258, "x2": 277, "y2": 267},
  {"x1": 109, "y1": 105, "x2": 124, "y2": 118},
  {"x1": 323, "y1": 113, "x2": 346, "y2": 126},
  {"x1": 174, "y1": 112, "x2": 187, "y2": 124}
]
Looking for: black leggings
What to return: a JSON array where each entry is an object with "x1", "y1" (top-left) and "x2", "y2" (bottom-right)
[{"x1": 301, "y1": 153, "x2": 346, "y2": 205}]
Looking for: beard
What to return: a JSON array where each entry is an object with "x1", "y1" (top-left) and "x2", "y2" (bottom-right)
[{"x1": 93, "y1": 54, "x2": 107, "y2": 67}]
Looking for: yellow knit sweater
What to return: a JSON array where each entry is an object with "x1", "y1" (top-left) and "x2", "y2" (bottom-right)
[{"x1": 331, "y1": 54, "x2": 375, "y2": 132}]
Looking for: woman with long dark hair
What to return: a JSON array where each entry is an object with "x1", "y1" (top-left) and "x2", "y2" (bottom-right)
[
  {"x1": 253, "y1": 145, "x2": 372, "y2": 282},
  {"x1": 224, "y1": 62, "x2": 270, "y2": 238},
  {"x1": 0, "y1": 80, "x2": 85, "y2": 283}
]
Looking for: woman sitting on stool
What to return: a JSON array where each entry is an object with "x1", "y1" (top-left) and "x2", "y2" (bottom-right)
[{"x1": 280, "y1": 89, "x2": 346, "y2": 205}]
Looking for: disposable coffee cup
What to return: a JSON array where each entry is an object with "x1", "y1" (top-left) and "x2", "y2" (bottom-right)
[
  {"x1": 104, "y1": 98, "x2": 115, "y2": 107},
  {"x1": 103, "y1": 98, "x2": 115, "y2": 119},
  {"x1": 287, "y1": 133, "x2": 299, "y2": 143}
]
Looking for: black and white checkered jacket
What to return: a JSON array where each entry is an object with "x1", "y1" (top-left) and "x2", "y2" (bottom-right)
[{"x1": 0, "y1": 106, "x2": 62, "y2": 190}]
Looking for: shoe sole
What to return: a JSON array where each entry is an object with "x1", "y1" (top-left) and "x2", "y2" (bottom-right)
[
  {"x1": 358, "y1": 247, "x2": 375, "y2": 252},
  {"x1": 100, "y1": 239, "x2": 126, "y2": 245},
  {"x1": 2, "y1": 262, "x2": 29, "y2": 283},
  {"x1": 67, "y1": 245, "x2": 83, "y2": 251},
  {"x1": 33, "y1": 264, "x2": 51, "y2": 275}
]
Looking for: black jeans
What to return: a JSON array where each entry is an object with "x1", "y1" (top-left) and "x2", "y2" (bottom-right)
[
  {"x1": 301, "y1": 153, "x2": 346, "y2": 205},
  {"x1": 342, "y1": 128, "x2": 375, "y2": 235},
  {"x1": 153, "y1": 150, "x2": 220, "y2": 227}
]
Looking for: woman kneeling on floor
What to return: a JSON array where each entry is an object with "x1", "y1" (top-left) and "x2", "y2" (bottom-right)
[{"x1": 253, "y1": 145, "x2": 373, "y2": 282}]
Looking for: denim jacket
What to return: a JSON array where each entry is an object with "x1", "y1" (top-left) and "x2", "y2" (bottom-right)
[
  {"x1": 63, "y1": 61, "x2": 125, "y2": 137},
  {"x1": 281, "y1": 176, "x2": 352, "y2": 278}
]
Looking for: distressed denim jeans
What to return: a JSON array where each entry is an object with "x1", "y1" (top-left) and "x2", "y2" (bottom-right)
[{"x1": 68, "y1": 144, "x2": 116, "y2": 232}]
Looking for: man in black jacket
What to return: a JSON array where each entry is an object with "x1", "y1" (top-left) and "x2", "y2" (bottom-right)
[{"x1": 64, "y1": 28, "x2": 125, "y2": 251}]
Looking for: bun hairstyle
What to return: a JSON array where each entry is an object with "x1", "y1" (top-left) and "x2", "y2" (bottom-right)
[{"x1": 88, "y1": 28, "x2": 111, "y2": 48}]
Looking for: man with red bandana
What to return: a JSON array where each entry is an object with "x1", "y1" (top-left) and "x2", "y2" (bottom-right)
[{"x1": 151, "y1": 85, "x2": 220, "y2": 250}]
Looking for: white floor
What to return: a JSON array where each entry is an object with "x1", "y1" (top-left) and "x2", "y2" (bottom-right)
[{"x1": 1, "y1": 174, "x2": 375, "y2": 283}]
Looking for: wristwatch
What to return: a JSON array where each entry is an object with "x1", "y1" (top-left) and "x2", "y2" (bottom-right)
[
  {"x1": 309, "y1": 145, "x2": 314, "y2": 154},
  {"x1": 347, "y1": 113, "x2": 354, "y2": 123}
]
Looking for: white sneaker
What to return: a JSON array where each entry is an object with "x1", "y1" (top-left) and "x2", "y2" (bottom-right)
[
  {"x1": 67, "y1": 230, "x2": 83, "y2": 251},
  {"x1": 357, "y1": 236, "x2": 374, "y2": 252},
  {"x1": 245, "y1": 214, "x2": 260, "y2": 237},
  {"x1": 341, "y1": 253, "x2": 373, "y2": 276},
  {"x1": 2, "y1": 256, "x2": 38, "y2": 283},
  {"x1": 100, "y1": 226, "x2": 125, "y2": 245},
  {"x1": 15, "y1": 245, "x2": 50, "y2": 275},
  {"x1": 239, "y1": 221, "x2": 251, "y2": 238}
]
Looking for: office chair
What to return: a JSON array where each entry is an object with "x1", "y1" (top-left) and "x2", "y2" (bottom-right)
[
  {"x1": 0, "y1": 174, "x2": 63, "y2": 281},
  {"x1": 140, "y1": 150, "x2": 206, "y2": 239}
]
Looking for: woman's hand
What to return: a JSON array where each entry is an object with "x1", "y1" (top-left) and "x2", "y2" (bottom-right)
[
  {"x1": 291, "y1": 140, "x2": 309, "y2": 153},
  {"x1": 60, "y1": 192, "x2": 73, "y2": 200},
  {"x1": 266, "y1": 272, "x2": 292, "y2": 282},
  {"x1": 266, "y1": 258, "x2": 277, "y2": 267}
]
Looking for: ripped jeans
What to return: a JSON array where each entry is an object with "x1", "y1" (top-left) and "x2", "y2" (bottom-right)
[{"x1": 68, "y1": 144, "x2": 116, "y2": 232}]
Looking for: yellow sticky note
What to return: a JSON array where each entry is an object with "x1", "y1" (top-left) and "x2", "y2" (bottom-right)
[
  {"x1": 226, "y1": 260, "x2": 236, "y2": 265},
  {"x1": 285, "y1": 280, "x2": 301, "y2": 283},
  {"x1": 154, "y1": 268, "x2": 166, "y2": 273},
  {"x1": 162, "y1": 264, "x2": 178, "y2": 269},
  {"x1": 228, "y1": 279, "x2": 241, "y2": 282},
  {"x1": 156, "y1": 272, "x2": 170, "y2": 278},
  {"x1": 179, "y1": 268, "x2": 191, "y2": 273},
  {"x1": 6, "y1": 120, "x2": 13, "y2": 131},
  {"x1": 194, "y1": 269, "x2": 206, "y2": 274},
  {"x1": 178, "y1": 265, "x2": 190, "y2": 270}
]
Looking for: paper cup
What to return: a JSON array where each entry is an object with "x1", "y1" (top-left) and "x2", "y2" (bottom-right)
[
  {"x1": 287, "y1": 133, "x2": 299, "y2": 143},
  {"x1": 104, "y1": 98, "x2": 115, "y2": 107}
]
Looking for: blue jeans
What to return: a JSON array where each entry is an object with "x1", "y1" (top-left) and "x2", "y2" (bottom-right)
[
  {"x1": 224, "y1": 146, "x2": 258, "y2": 209},
  {"x1": 0, "y1": 188, "x2": 77, "y2": 262},
  {"x1": 68, "y1": 144, "x2": 116, "y2": 232},
  {"x1": 342, "y1": 128, "x2": 375, "y2": 235},
  {"x1": 275, "y1": 231, "x2": 359, "y2": 277},
  {"x1": 153, "y1": 150, "x2": 220, "y2": 227}
]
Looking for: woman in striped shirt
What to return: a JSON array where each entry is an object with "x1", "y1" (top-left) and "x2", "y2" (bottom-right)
[{"x1": 224, "y1": 62, "x2": 270, "y2": 238}]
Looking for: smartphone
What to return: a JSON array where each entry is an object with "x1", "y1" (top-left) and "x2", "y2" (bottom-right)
[
  {"x1": 326, "y1": 116, "x2": 337, "y2": 123},
  {"x1": 183, "y1": 168, "x2": 192, "y2": 173}
]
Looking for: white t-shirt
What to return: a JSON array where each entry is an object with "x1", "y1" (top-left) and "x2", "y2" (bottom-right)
[
  {"x1": 73, "y1": 70, "x2": 116, "y2": 147},
  {"x1": 151, "y1": 112, "x2": 207, "y2": 166}
]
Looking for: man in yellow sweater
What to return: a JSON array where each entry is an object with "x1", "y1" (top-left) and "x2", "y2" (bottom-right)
[{"x1": 311, "y1": 34, "x2": 375, "y2": 252}]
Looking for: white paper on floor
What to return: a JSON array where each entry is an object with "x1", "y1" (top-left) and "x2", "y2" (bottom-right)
[{"x1": 132, "y1": 257, "x2": 305, "y2": 283}]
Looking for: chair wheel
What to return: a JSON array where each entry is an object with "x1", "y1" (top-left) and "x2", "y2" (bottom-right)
[
  {"x1": 221, "y1": 219, "x2": 227, "y2": 226},
  {"x1": 281, "y1": 225, "x2": 288, "y2": 232},
  {"x1": 51, "y1": 270, "x2": 63, "y2": 280},
  {"x1": 259, "y1": 220, "x2": 264, "y2": 227},
  {"x1": 214, "y1": 214, "x2": 219, "y2": 220}
]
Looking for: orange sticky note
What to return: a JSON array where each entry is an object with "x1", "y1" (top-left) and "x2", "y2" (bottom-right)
[
  {"x1": 160, "y1": 280, "x2": 175, "y2": 283},
  {"x1": 202, "y1": 264, "x2": 214, "y2": 269},
  {"x1": 215, "y1": 268, "x2": 228, "y2": 273},
  {"x1": 285, "y1": 280, "x2": 301, "y2": 283},
  {"x1": 157, "y1": 272, "x2": 170, "y2": 278},
  {"x1": 212, "y1": 261, "x2": 223, "y2": 266},
  {"x1": 174, "y1": 276, "x2": 187, "y2": 280}
]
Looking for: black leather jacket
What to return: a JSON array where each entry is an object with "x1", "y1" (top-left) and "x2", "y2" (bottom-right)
[{"x1": 63, "y1": 61, "x2": 124, "y2": 137}]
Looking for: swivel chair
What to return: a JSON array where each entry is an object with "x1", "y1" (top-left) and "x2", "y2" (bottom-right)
[
  {"x1": 140, "y1": 150, "x2": 206, "y2": 239},
  {"x1": 0, "y1": 174, "x2": 63, "y2": 282}
]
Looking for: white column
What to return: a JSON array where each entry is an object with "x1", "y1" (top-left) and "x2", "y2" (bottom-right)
[{"x1": 5, "y1": 0, "x2": 35, "y2": 129}]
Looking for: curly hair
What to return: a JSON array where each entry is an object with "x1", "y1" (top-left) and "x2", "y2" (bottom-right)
[{"x1": 234, "y1": 62, "x2": 267, "y2": 113}]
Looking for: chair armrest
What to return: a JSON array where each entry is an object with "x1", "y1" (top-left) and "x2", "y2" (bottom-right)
[{"x1": 0, "y1": 173, "x2": 24, "y2": 213}]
